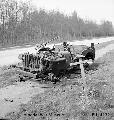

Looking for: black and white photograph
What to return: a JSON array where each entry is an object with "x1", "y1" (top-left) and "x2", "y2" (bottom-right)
[{"x1": 0, "y1": 0, "x2": 114, "y2": 119}]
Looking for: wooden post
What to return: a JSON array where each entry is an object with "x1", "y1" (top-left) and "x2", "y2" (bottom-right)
[
  {"x1": 75, "y1": 55, "x2": 87, "y2": 91},
  {"x1": 79, "y1": 57, "x2": 90, "y2": 110},
  {"x1": 79, "y1": 58, "x2": 87, "y2": 91}
]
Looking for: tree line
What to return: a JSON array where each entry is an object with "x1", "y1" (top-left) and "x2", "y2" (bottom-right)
[{"x1": 0, "y1": 0, "x2": 114, "y2": 47}]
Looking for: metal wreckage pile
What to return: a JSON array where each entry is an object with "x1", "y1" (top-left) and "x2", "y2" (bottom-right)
[{"x1": 18, "y1": 38, "x2": 95, "y2": 83}]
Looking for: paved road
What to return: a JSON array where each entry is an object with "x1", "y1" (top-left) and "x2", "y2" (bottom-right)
[
  {"x1": 95, "y1": 44, "x2": 114, "y2": 59},
  {"x1": 0, "y1": 37, "x2": 114, "y2": 66}
]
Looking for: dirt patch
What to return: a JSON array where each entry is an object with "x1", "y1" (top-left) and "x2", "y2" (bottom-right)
[{"x1": 0, "y1": 81, "x2": 45, "y2": 118}]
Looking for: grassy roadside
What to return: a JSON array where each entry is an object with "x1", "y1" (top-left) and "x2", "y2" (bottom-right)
[
  {"x1": 0, "y1": 68, "x2": 20, "y2": 88},
  {"x1": 3, "y1": 51, "x2": 114, "y2": 119}
]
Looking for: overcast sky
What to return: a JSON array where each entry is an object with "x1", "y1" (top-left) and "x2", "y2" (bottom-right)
[{"x1": 19, "y1": 0, "x2": 114, "y2": 25}]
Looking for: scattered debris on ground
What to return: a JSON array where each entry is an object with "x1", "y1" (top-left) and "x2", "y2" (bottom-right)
[
  {"x1": 0, "y1": 50, "x2": 113, "y2": 120},
  {"x1": 1, "y1": 43, "x2": 114, "y2": 119}
]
